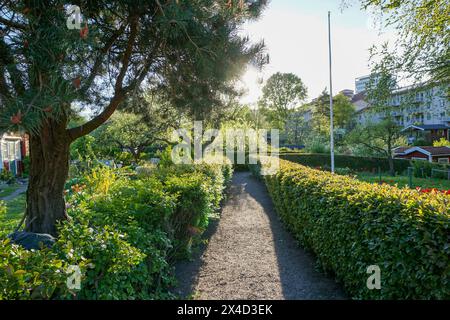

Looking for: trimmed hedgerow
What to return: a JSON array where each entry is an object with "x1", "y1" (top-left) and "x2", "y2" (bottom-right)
[
  {"x1": 280, "y1": 153, "x2": 410, "y2": 174},
  {"x1": 264, "y1": 159, "x2": 449, "y2": 299},
  {"x1": 0, "y1": 159, "x2": 233, "y2": 300}
]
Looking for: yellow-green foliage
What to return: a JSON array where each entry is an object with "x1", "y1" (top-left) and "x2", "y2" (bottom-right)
[
  {"x1": 0, "y1": 158, "x2": 233, "y2": 300},
  {"x1": 433, "y1": 138, "x2": 450, "y2": 147},
  {"x1": 0, "y1": 201, "x2": 5, "y2": 216},
  {"x1": 264, "y1": 159, "x2": 450, "y2": 299},
  {"x1": 85, "y1": 166, "x2": 118, "y2": 195}
]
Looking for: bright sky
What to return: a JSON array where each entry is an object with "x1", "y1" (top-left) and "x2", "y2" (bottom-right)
[{"x1": 238, "y1": 0, "x2": 396, "y2": 104}]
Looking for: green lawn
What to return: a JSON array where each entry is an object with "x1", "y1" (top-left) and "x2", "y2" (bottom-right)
[
  {"x1": 356, "y1": 173, "x2": 450, "y2": 190},
  {"x1": 0, "y1": 194, "x2": 26, "y2": 237},
  {"x1": 0, "y1": 184, "x2": 21, "y2": 199}
]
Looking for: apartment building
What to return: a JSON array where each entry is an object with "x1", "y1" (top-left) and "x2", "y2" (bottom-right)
[{"x1": 354, "y1": 82, "x2": 449, "y2": 143}]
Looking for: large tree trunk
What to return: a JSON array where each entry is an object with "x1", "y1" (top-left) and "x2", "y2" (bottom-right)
[{"x1": 25, "y1": 120, "x2": 71, "y2": 236}]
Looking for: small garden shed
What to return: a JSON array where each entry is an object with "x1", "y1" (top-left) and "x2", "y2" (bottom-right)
[{"x1": 393, "y1": 146, "x2": 450, "y2": 164}]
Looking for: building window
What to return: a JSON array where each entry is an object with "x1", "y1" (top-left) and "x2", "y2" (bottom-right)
[
  {"x1": 437, "y1": 158, "x2": 449, "y2": 164},
  {"x1": 7, "y1": 141, "x2": 15, "y2": 160},
  {"x1": 4, "y1": 141, "x2": 20, "y2": 161},
  {"x1": 412, "y1": 157, "x2": 427, "y2": 161}
]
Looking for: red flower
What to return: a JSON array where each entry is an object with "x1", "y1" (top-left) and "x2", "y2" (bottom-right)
[
  {"x1": 80, "y1": 24, "x2": 89, "y2": 39},
  {"x1": 72, "y1": 77, "x2": 81, "y2": 89},
  {"x1": 10, "y1": 111, "x2": 23, "y2": 124},
  {"x1": 419, "y1": 188, "x2": 450, "y2": 194}
]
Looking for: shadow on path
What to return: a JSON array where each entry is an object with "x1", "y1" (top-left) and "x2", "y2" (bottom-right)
[{"x1": 173, "y1": 172, "x2": 346, "y2": 300}]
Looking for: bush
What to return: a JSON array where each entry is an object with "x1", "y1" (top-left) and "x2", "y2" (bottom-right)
[
  {"x1": 281, "y1": 153, "x2": 410, "y2": 174},
  {"x1": 0, "y1": 238, "x2": 67, "y2": 299},
  {"x1": 0, "y1": 219, "x2": 148, "y2": 300},
  {"x1": 264, "y1": 159, "x2": 449, "y2": 299},
  {"x1": 0, "y1": 157, "x2": 233, "y2": 300},
  {"x1": 0, "y1": 169, "x2": 15, "y2": 183},
  {"x1": 433, "y1": 138, "x2": 450, "y2": 147},
  {"x1": 0, "y1": 201, "x2": 5, "y2": 216},
  {"x1": 412, "y1": 160, "x2": 449, "y2": 179},
  {"x1": 135, "y1": 163, "x2": 157, "y2": 178},
  {"x1": 413, "y1": 139, "x2": 432, "y2": 146},
  {"x1": 308, "y1": 139, "x2": 329, "y2": 154},
  {"x1": 54, "y1": 218, "x2": 149, "y2": 300},
  {"x1": 334, "y1": 167, "x2": 354, "y2": 176}
]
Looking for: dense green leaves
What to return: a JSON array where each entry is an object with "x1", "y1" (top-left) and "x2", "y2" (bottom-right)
[
  {"x1": 264, "y1": 159, "x2": 449, "y2": 299},
  {"x1": 259, "y1": 72, "x2": 308, "y2": 130},
  {"x1": 0, "y1": 1, "x2": 268, "y2": 134},
  {"x1": 0, "y1": 158, "x2": 233, "y2": 299},
  {"x1": 357, "y1": 0, "x2": 449, "y2": 84},
  {"x1": 280, "y1": 152, "x2": 410, "y2": 174}
]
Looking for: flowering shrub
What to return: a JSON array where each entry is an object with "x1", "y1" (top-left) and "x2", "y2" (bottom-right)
[
  {"x1": 280, "y1": 153, "x2": 411, "y2": 174},
  {"x1": 0, "y1": 158, "x2": 233, "y2": 299},
  {"x1": 416, "y1": 187, "x2": 450, "y2": 195},
  {"x1": 264, "y1": 159, "x2": 449, "y2": 299}
]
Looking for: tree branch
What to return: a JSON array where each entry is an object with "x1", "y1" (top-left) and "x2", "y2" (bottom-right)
[
  {"x1": 0, "y1": 16, "x2": 27, "y2": 31},
  {"x1": 80, "y1": 23, "x2": 127, "y2": 94},
  {"x1": 67, "y1": 17, "x2": 140, "y2": 141},
  {"x1": 0, "y1": 36, "x2": 26, "y2": 95},
  {"x1": 68, "y1": 92, "x2": 125, "y2": 141},
  {"x1": 357, "y1": 140, "x2": 388, "y2": 156},
  {"x1": 115, "y1": 17, "x2": 138, "y2": 92}
]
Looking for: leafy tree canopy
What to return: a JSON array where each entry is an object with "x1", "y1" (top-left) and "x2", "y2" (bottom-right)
[
  {"x1": 0, "y1": 0, "x2": 268, "y2": 136},
  {"x1": 0, "y1": 0, "x2": 269, "y2": 235},
  {"x1": 258, "y1": 72, "x2": 307, "y2": 129},
  {"x1": 350, "y1": 0, "x2": 449, "y2": 84},
  {"x1": 333, "y1": 93, "x2": 355, "y2": 128}
]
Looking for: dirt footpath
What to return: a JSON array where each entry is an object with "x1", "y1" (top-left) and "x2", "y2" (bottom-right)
[{"x1": 174, "y1": 172, "x2": 346, "y2": 300}]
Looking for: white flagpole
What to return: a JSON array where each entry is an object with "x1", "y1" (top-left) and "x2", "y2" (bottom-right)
[{"x1": 328, "y1": 11, "x2": 335, "y2": 173}]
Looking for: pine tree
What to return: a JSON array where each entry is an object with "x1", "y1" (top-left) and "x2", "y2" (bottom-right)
[{"x1": 0, "y1": 0, "x2": 268, "y2": 235}]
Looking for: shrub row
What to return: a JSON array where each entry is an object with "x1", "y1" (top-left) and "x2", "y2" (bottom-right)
[
  {"x1": 263, "y1": 159, "x2": 449, "y2": 299},
  {"x1": 280, "y1": 153, "x2": 410, "y2": 174},
  {"x1": 411, "y1": 160, "x2": 450, "y2": 179},
  {"x1": 0, "y1": 160, "x2": 232, "y2": 299}
]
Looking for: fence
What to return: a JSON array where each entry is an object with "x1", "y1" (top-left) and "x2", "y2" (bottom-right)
[{"x1": 431, "y1": 168, "x2": 450, "y2": 180}]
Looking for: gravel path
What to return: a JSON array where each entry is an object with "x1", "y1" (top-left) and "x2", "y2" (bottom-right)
[{"x1": 174, "y1": 172, "x2": 346, "y2": 300}]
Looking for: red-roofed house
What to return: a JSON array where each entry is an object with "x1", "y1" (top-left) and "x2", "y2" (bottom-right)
[{"x1": 393, "y1": 146, "x2": 450, "y2": 164}]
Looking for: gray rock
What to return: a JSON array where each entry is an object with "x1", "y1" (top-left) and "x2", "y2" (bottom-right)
[{"x1": 8, "y1": 231, "x2": 55, "y2": 250}]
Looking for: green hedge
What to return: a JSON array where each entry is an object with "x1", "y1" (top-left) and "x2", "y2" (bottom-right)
[
  {"x1": 0, "y1": 160, "x2": 232, "y2": 299},
  {"x1": 280, "y1": 153, "x2": 410, "y2": 174},
  {"x1": 411, "y1": 160, "x2": 450, "y2": 179},
  {"x1": 264, "y1": 159, "x2": 449, "y2": 299}
]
